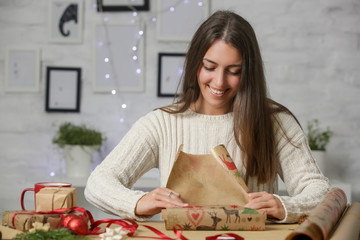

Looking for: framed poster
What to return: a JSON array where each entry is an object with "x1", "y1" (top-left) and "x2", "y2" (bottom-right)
[
  {"x1": 45, "y1": 67, "x2": 81, "y2": 112},
  {"x1": 157, "y1": 53, "x2": 185, "y2": 97},
  {"x1": 5, "y1": 47, "x2": 40, "y2": 92},
  {"x1": 48, "y1": 0, "x2": 83, "y2": 43},
  {"x1": 157, "y1": 0, "x2": 209, "y2": 41},
  {"x1": 94, "y1": 22, "x2": 144, "y2": 92},
  {"x1": 97, "y1": 0, "x2": 150, "y2": 12}
]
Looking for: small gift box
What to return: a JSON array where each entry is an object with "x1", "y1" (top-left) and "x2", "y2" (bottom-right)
[
  {"x1": 35, "y1": 187, "x2": 76, "y2": 212},
  {"x1": 162, "y1": 205, "x2": 266, "y2": 231},
  {"x1": 2, "y1": 210, "x2": 63, "y2": 232},
  {"x1": 2, "y1": 209, "x2": 89, "y2": 232}
]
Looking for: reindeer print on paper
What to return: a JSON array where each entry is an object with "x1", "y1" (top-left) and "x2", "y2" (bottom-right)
[
  {"x1": 163, "y1": 205, "x2": 267, "y2": 231},
  {"x1": 218, "y1": 153, "x2": 237, "y2": 170},
  {"x1": 196, "y1": 211, "x2": 222, "y2": 230},
  {"x1": 222, "y1": 207, "x2": 240, "y2": 223}
]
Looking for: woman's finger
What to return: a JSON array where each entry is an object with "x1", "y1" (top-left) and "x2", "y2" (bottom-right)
[
  {"x1": 244, "y1": 191, "x2": 285, "y2": 220},
  {"x1": 135, "y1": 187, "x2": 187, "y2": 216},
  {"x1": 152, "y1": 188, "x2": 184, "y2": 205}
]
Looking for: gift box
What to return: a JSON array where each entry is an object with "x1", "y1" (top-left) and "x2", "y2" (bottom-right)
[
  {"x1": 2, "y1": 210, "x2": 64, "y2": 232},
  {"x1": 162, "y1": 205, "x2": 266, "y2": 231},
  {"x1": 35, "y1": 187, "x2": 76, "y2": 212},
  {"x1": 2, "y1": 209, "x2": 88, "y2": 232}
]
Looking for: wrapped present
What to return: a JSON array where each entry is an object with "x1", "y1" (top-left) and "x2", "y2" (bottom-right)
[
  {"x1": 2, "y1": 210, "x2": 64, "y2": 232},
  {"x1": 162, "y1": 205, "x2": 266, "y2": 231},
  {"x1": 35, "y1": 187, "x2": 76, "y2": 212},
  {"x1": 2, "y1": 209, "x2": 88, "y2": 232}
]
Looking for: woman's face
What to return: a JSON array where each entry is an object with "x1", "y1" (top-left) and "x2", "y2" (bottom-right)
[{"x1": 195, "y1": 40, "x2": 242, "y2": 115}]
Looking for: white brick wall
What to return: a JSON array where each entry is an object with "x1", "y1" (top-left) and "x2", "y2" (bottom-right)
[{"x1": 0, "y1": 0, "x2": 359, "y2": 217}]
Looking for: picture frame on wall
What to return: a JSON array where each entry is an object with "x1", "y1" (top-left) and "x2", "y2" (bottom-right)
[
  {"x1": 157, "y1": 0, "x2": 209, "y2": 41},
  {"x1": 48, "y1": 0, "x2": 83, "y2": 43},
  {"x1": 5, "y1": 47, "x2": 40, "y2": 93},
  {"x1": 157, "y1": 53, "x2": 185, "y2": 97},
  {"x1": 97, "y1": 0, "x2": 150, "y2": 12},
  {"x1": 45, "y1": 67, "x2": 81, "y2": 112},
  {"x1": 94, "y1": 22, "x2": 144, "y2": 93}
]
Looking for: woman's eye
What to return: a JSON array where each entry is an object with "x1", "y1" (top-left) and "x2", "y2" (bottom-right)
[
  {"x1": 203, "y1": 65, "x2": 215, "y2": 71},
  {"x1": 228, "y1": 69, "x2": 242, "y2": 76}
]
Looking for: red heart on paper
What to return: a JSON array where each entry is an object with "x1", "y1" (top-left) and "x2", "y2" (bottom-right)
[
  {"x1": 192, "y1": 213, "x2": 200, "y2": 220},
  {"x1": 186, "y1": 207, "x2": 205, "y2": 227}
]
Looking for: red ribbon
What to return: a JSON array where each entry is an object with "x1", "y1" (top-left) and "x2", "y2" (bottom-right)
[
  {"x1": 172, "y1": 224, "x2": 189, "y2": 240},
  {"x1": 89, "y1": 218, "x2": 187, "y2": 240},
  {"x1": 89, "y1": 218, "x2": 138, "y2": 236}
]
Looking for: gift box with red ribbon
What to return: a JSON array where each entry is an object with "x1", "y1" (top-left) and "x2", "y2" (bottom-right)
[
  {"x1": 2, "y1": 208, "x2": 89, "y2": 232},
  {"x1": 2, "y1": 210, "x2": 64, "y2": 232}
]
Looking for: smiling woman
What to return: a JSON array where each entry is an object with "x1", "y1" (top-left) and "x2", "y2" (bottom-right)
[
  {"x1": 85, "y1": 10, "x2": 330, "y2": 224},
  {"x1": 195, "y1": 40, "x2": 242, "y2": 115}
]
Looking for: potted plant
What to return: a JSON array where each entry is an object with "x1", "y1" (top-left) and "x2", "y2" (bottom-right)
[
  {"x1": 306, "y1": 119, "x2": 333, "y2": 173},
  {"x1": 53, "y1": 122, "x2": 105, "y2": 178}
]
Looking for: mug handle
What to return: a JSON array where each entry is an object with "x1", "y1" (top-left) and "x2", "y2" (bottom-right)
[{"x1": 20, "y1": 188, "x2": 34, "y2": 210}]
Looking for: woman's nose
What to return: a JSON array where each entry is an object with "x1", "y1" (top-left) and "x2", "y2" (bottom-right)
[{"x1": 214, "y1": 69, "x2": 225, "y2": 86}]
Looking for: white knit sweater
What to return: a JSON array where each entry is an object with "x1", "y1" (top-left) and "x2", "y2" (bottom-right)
[{"x1": 84, "y1": 108, "x2": 330, "y2": 223}]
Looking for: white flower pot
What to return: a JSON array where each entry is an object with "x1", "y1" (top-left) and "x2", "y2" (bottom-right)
[
  {"x1": 63, "y1": 145, "x2": 95, "y2": 178},
  {"x1": 312, "y1": 150, "x2": 326, "y2": 174}
]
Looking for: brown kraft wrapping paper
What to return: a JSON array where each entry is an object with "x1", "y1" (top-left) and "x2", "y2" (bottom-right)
[
  {"x1": 286, "y1": 187, "x2": 348, "y2": 240},
  {"x1": 163, "y1": 145, "x2": 264, "y2": 231},
  {"x1": 330, "y1": 202, "x2": 360, "y2": 240},
  {"x1": 162, "y1": 205, "x2": 266, "y2": 231},
  {"x1": 35, "y1": 187, "x2": 76, "y2": 212},
  {"x1": 166, "y1": 144, "x2": 249, "y2": 206}
]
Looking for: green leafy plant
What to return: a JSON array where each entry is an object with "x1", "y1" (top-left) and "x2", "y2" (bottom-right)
[
  {"x1": 306, "y1": 119, "x2": 333, "y2": 151},
  {"x1": 14, "y1": 228, "x2": 81, "y2": 240},
  {"x1": 52, "y1": 122, "x2": 105, "y2": 150}
]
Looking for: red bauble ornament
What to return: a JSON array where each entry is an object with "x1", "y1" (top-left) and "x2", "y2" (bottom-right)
[
  {"x1": 59, "y1": 214, "x2": 88, "y2": 235},
  {"x1": 59, "y1": 215, "x2": 75, "y2": 228}
]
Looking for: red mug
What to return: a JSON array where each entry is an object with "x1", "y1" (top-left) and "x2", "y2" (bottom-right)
[{"x1": 20, "y1": 182, "x2": 72, "y2": 210}]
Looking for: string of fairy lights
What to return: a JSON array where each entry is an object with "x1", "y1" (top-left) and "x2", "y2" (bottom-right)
[{"x1": 94, "y1": 0, "x2": 206, "y2": 124}]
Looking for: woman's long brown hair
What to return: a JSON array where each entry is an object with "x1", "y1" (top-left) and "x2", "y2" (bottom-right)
[{"x1": 161, "y1": 10, "x2": 298, "y2": 184}]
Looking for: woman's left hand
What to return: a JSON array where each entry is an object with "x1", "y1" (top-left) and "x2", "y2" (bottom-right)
[{"x1": 244, "y1": 191, "x2": 285, "y2": 220}]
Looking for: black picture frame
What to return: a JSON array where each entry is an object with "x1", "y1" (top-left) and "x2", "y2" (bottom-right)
[
  {"x1": 157, "y1": 53, "x2": 186, "y2": 97},
  {"x1": 45, "y1": 66, "x2": 81, "y2": 112},
  {"x1": 96, "y1": 0, "x2": 150, "y2": 12}
]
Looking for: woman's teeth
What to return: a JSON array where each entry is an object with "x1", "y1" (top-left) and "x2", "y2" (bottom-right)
[{"x1": 209, "y1": 86, "x2": 225, "y2": 95}]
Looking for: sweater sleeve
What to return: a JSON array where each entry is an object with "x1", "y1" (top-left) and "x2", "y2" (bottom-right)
[
  {"x1": 84, "y1": 113, "x2": 160, "y2": 220},
  {"x1": 274, "y1": 113, "x2": 330, "y2": 223}
]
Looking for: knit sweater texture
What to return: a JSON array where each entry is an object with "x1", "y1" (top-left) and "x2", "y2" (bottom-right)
[{"x1": 84, "y1": 108, "x2": 330, "y2": 223}]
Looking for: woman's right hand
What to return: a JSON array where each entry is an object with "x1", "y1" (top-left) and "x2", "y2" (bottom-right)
[{"x1": 135, "y1": 187, "x2": 187, "y2": 216}]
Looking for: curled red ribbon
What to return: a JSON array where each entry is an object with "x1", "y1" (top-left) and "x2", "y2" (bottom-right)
[
  {"x1": 89, "y1": 218, "x2": 138, "y2": 236},
  {"x1": 173, "y1": 224, "x2": 189, "y2": 240}
]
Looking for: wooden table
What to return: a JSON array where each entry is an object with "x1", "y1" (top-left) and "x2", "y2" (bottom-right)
[
  {"x1": 0, "y1": 221, "x2": 298, "y2": 239},
  {"x1": 89, "y1": 221, "x2": 299, "y2": 240}
]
